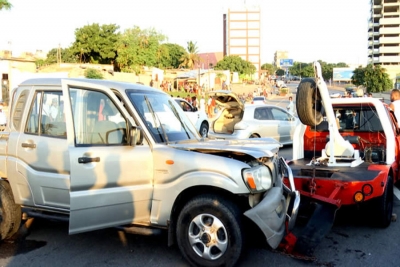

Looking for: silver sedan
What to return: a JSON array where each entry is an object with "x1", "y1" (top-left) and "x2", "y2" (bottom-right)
[{"x1": 208, "y1": 91, "x2": 299, "y2": 145}]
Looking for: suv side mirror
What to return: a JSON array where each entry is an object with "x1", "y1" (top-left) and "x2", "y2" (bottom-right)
[
  {"x1": 192, "y1": 107, "x2": 198, "y2": 112},
  {"x1": 128, "y1": 126, "x2": 143, "y2": 146},
  {"x1": 126, "y1": 120, "x2": 143, "y2": 146}
]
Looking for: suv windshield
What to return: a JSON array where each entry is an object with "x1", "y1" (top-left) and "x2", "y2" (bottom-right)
[{"x1": 127, "y1": 90, "x2": 200, "y2": 143}]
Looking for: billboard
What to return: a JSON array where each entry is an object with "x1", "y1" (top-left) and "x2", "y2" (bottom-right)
[
  {"x1": 279, "y1": 59, "x2": 293, "y2": 67},
  {"x1": 333, "y1": 68, "x2": 355, "y2": 81}
]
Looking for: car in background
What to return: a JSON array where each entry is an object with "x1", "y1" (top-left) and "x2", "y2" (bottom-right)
[
  {"x1": 207, "y1": 91, "x2": 299, "y2": 145},
  {"x1": 251, "y1": 96, "x2": 267, "y2": 104},
  {"x1": 173, "y1": 98, "x2": 209, "y2": 137}
]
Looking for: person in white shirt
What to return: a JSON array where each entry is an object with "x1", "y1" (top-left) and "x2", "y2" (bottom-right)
[
  {"x1": 390, "y1": 89, "x2": 400, "y2": 128},
  {"x1": 199, "y1": 96, "x2": 206, "y2": 113},
  {"x1": 287, "y1": 96, "x2": 295, "y2": 115},
  {"x1": 49, "y1": 98, "x2": 59, "y2": 121}
]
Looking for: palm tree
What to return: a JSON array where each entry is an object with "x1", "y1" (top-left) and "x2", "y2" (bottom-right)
[
  {"x1": 179, "y1": 41, "x2": 200, "y2": 69},
  {"x1": 0, "y1": 0, "x2": 12, "y2": 10}
]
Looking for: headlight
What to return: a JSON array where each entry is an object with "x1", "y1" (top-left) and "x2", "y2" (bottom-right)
[{"x1": 242, "y1": 165, "x2": 272, "y2": 192}]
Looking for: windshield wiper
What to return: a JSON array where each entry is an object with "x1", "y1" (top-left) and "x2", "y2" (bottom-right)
[
  {"x1": 168, "y1": 99, "x2": 197, "y2": 139},
  {"x1": 144, "y1": 96, "x2": 169, "y2": 144}
]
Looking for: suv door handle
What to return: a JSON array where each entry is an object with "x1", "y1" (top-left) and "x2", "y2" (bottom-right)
[
  {"x1": 78, "y1": 157, "x2": 100, "y2": 164},
  {"x1": 21, "y1": 143, "x2": 36, "y2": 148}
]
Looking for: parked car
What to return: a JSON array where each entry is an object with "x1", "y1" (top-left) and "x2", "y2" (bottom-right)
[
  {"x1": 208, "y1": 91, "x2": 299, "y2": 145},
  {"x1": 251, "y1": 96, "x2": 267, "y2": 104},
  {"x1": 173, "y1": 97, "x2": 209, "y2": 137}
]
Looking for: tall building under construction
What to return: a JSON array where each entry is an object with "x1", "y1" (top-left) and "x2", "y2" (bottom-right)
[
  {"x1": 368, "y1": 0, "x2": 400, "y2": 87},
  {"x1": 223, "y1": 5, "x2": 261, "y2": 78}
]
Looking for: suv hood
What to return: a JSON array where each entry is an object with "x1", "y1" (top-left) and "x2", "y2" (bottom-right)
[
  {"x1": 207, "y1": 90, "x2": 244, "y2": 111},
  {"x1": 170, "y1": 138, "x2": 281, "y2": 158}
]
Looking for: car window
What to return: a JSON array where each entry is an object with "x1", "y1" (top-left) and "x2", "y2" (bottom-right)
[
  {"x1": 25, "y1": 91, "x2": 66, "y2": 138},
  {"x1": 69, "y1": 88, "x2": 127, "y2": 146},
  {"x1": 254, "y1": 108, "x2": 270, "y2": 120},
  {"x1": 271, "y1": 108, "x2": 290, "y2": 121},
  {"x1": 178, "y1": 100, "x2": 192, "y2": 111}
]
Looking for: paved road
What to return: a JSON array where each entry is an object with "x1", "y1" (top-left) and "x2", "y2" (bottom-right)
[{"x1": 1, "y1": 145, "x2": 400, "y2": 267}]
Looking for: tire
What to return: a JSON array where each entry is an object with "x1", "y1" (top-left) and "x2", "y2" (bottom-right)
[
  {"x1": 0, "y1": 180, "x2": 22, "y2": 240},
  {"x1": 374, "y1": 176, "x2": 393, "y2": 228},
  {"x1": 296, "y1": 78, "x2": 323, "y2": 127},
  {"x1": 176, "y1": 195, "x2": 243, "y2": 267},
  {"x1": 199, "y1": 122, "x2": 209, "y2": 138},
  {"x1": 249, "y1": 134, "x2": 260, "y2": 138}
]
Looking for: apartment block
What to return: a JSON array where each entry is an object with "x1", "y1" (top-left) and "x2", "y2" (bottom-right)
[
  {"x1": 368, "y1": 0, "x2": 400, "y2": 85},
  {"x1": 224, "y1": 6, "x2": 261, "y2": 78}
]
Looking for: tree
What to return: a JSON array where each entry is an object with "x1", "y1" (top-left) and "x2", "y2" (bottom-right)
[
  {"x1": 116, "y1": 26, "x2": 167, "y2": 73},
  {"x1": 276, "y1": 69, "x2": 285, "y2": 76},
  {"x1": 70, "y1": 23, "x2": 120, "y2": 64},
  {"x1": 0, "y1": 0, "x2": 12, "y2": 10},
  {"x1": 351, "y1": 64, "x2": 392, "y2": 93},
  {"x1": 159, "y1": 43, "x2": 186, "y2": 69},
  {"x1": 45, "y1": 47, "x2": 78, "y2": 64},
  {"x1": 214, "y1": 55, "x2": 256, "y2": 76},
  {"x1": 179, "y1": 41, "x2": 200, "y2": 69},
  {"x1": 261, "y1": 63, "x2": 276, "y2": 76}
]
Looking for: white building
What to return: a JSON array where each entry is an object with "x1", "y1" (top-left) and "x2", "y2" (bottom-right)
[{"x1": 368, "y1": 0, "x2": 400, "y2": 85}]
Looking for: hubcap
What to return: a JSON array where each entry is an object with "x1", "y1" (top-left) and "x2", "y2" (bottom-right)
[{"x1": 188, "y1": 213, "x2": 228, "y2": 260}]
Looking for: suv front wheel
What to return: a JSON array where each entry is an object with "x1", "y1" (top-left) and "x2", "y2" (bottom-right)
[{"x1": 176, "y1": 194, "x2": 243, "y2": 267}]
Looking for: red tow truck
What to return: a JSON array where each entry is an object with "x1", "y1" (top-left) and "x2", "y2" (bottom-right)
[{"x1": 280, "y1": 62, "x2": 398, "y2": 256}]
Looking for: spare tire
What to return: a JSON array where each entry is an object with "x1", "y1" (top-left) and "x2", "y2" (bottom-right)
[{"x1": 296, "y1": 78, "x2": 323, "y2": 127}]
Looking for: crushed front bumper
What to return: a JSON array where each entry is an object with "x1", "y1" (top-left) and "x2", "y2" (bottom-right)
[{"x1": 244, "y1": 157, "x2": 300, "y2": 249}]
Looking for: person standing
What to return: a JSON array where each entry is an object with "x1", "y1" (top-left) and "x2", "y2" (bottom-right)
[
  {"x1": 390, "y1": 89, "x2": 400, "y2": 127},
  {"x1": 199, "y1": 96, "x2": 206, "y2": 113},
  {"x1": 287, "y1": 96, "x2": 294, "y2": 115}
]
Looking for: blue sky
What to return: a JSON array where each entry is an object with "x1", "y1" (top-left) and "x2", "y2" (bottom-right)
[{"x1": 0, "y1": 0, "x2": 370, "y2": 66}]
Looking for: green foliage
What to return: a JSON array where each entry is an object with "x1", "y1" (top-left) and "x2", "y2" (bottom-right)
[
  {"x1": 70, "y1": 23, "x2": 120, "y2": 64},
  {"x1": 84, "y1": 68, "x2": 104, "y2": 79},
  {"x1": 351, "y1": 64, "x2": 392, "y2": 93},
  {"x1": 0, "y1": 0, "x2": 12, "y2": 10},
  {"x1": 159, "y1": 43, "x2": 186, "y2": 69},
  {"x1": 289, "y1": 61, "x2": 349, "y2": 80},
  {"x1": 35, "y1": 59, "x2": 46, "y2": 68},
  {"x1": 214, "y1": 55, "x2": 256, "y2": 75},
  {"x1": 46, "y1": 47, "x2": 78, "y2": 64},
  {"x1": 261, "y1": 63, "x2": 276, "y2": 75},
  {"x1": 116, "y1": 26, "x2": 167, "y2": 73},
  {"x1": 276, "y1": 69, "x2": 285, "y2": 76},
  {"x1": 179, "y1": 41, "x2": 200, "y2": 69}
]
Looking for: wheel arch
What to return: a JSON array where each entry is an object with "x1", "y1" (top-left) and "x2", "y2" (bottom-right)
[{"x1": 167, "y1": 186, "x2": 248, "y2": 247}]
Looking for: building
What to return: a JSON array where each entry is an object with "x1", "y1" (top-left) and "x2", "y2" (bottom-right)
[
  {"x1": 224, "y1": 5, "x2": 261, "y2": 78},
  {"x1": 368, "y1": 0, "x2": 400, "y2": 86},
  {"x1": 274, "y1": 51, "x2": 289, "y2": 68}
]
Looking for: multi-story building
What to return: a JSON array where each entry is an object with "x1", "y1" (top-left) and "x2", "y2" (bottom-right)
[
  {"x1": 223, "y1": 5, "x2": 261, "y2": 78},
  {"x1": 368, "y1": 0, "x2": 400, "y2": 86},
  {"x1": 274, "y1": 51, "x2": 289, "y2": 68}
]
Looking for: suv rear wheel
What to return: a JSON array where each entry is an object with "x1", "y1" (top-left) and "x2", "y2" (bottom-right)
[{"x1": 0, "y1": 180, "x2": 22, "y2": 240}]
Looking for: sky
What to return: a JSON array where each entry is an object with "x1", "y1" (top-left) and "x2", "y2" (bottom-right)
[{"x1": 0, "y1": 0, "x2": 370, "y2": 66}]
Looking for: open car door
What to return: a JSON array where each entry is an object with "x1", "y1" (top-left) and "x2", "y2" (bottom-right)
[{"x1": 62, "y1": 79, "x2": 153, "y2": 234}]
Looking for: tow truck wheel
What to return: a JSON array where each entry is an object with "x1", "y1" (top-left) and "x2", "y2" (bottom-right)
[
  {"x1": 374, "y1": 176, "x2": 393, "y2": 228},
  {"x1": 0, "y1": 180, "x2": 22, "y2": 240},
  {"x1": 296, "y1": 78, "x2": 323, "y2": 127},
  {"x1": 176, "y1": 194, "x2": 243, "y2": 267}
]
